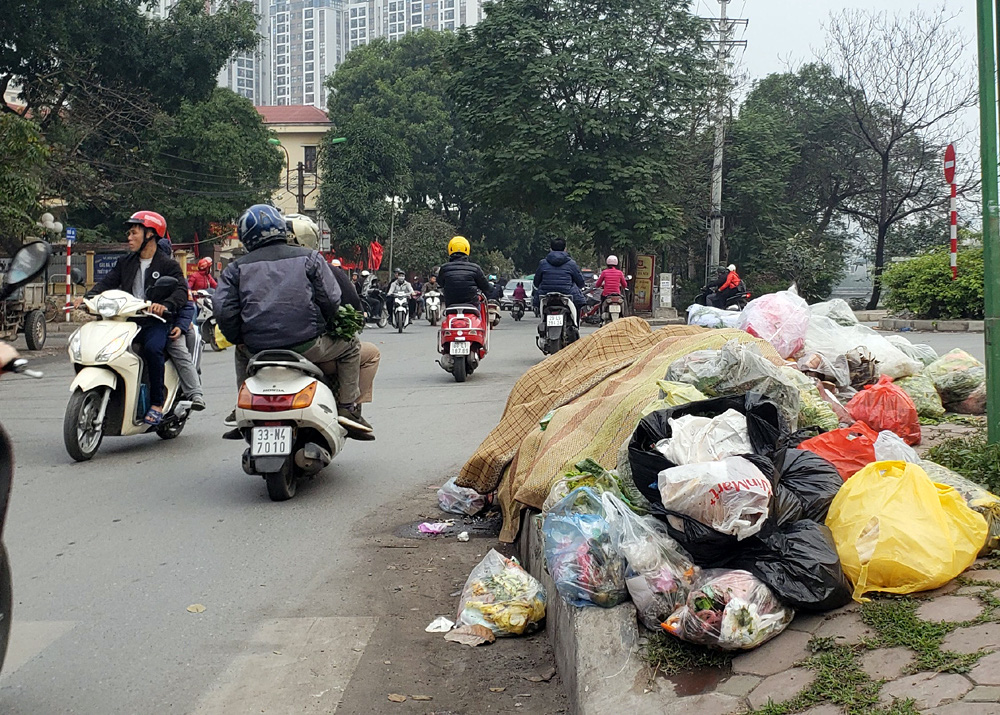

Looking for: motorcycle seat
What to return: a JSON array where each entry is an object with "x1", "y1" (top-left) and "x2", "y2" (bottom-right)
[{"x1": 247, "y1": 349, "x2": 324, "y2": 379}]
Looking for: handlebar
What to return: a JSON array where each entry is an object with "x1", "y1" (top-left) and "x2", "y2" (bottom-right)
[{"x1": 6, "y1": 358, "x2": 42, "y2": 379}]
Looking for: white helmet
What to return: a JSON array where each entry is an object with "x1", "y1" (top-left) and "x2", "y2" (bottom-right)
[
  {"x1": 331, "y1": 258, "x2": 342, "y2": 267},
  {"x1": 606, "y1": 254, "x2": 619, "y2": 266},
  {"x1": 727, "y1": 264, "x2": 736, "y2": 271},
  {"x1": 361, "y1": 270, "x2": 370, "y2": 276}
]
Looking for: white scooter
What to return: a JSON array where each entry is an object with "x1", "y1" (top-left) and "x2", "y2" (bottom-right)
[
  {"x1": 390, "y1": 293, "x2": 411, "y2": 333},
  {"x1": 425, "y1": 290, "x2": 443, "y2": 326},
  {"x1": 234, "y1": 350, "x2": 347, "y2": 501},
  {"x1": 64, "y1": 279, "x2": 193, "y2": 461}
]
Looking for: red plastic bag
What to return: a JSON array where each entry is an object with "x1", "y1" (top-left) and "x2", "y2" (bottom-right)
[
  {"x1": 845, "y1": 375, "x2": 921, "y2": 446},
  {"x1": 797, "y1": 422, "x2": 879, "y2": 481}
]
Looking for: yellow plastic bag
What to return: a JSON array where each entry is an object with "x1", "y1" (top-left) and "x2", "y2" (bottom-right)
[
  {"x1": 213, "y1": 324, "x2": 233, "y2": 349},
  {"x1": 826, "y1": 461, "x2": 987, "y2": 601},
  {"x1": 640, "y1": 381, "x2": 707, "y2": 417}
]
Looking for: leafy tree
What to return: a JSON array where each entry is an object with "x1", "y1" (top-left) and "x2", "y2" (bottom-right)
[
  {"x1": 882, "y1": 247, "x2": 983, "y2": 319},
  {"x1": 0, "y1": 114, "x2": 49, "y2": 254},
  {"x1": 392, "y1": 211, "x2": 456, "y2": 275},
  {"x1": 451, "y1": 0, "x2": 714, "y2": 257}
]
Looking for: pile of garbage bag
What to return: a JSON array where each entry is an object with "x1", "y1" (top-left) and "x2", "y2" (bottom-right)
[{"x1": 687, "y1": 303, "x2": 742, "y2": 330}]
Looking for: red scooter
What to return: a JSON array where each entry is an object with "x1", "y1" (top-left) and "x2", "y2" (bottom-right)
[{"x1": 437, "y1": 296, "x2": 490, "y2": 383}]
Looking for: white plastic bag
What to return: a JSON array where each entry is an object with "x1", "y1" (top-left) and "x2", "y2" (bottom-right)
[
  {"x1": 803, "y1": 315, "x2": 921, "y2": 379},
  {"x1": 873, "y1": 430, "x2": 920, "y2": 463},
  {"x1": 654, "y1": 409, "x2": 752, "y2": 465},
  {"x1": 687, "y1": 303, "x2": 742, "y2": 329},
  {"x1": 885, "y1": 335, "x2": 939, "y2": 367},
  {"x1": 737, "y1": 289, "x2": 810, "y2": 359},
  {"x1": 658, "y1": 456, "x2": 773, "y2": 540},
  {"x1": 809, "y1": 299, "x2": 858, "y2": 326},
  {"x1": 437, "y1": 477, "x2": 490, "y2": 516}
]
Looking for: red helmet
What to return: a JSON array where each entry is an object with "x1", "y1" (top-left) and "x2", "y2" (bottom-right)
[
  {"x1": 125, "y1": 210, "x2": 167, "y2": 238},
  {"x1": 197, "y1": 257, "x2": 212, "y2": 271}
]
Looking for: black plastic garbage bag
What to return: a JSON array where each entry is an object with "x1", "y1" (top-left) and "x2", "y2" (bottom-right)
[
  {"x1": 729, "y1": 519, "x2": 853, "y2": 612},
  {"x1": 773, "y1": 449, "x2": 842, "y2": 522},
  {"x1": 628, "y1": 394, "x2": 786, "y2": 508},
  {"x1": 658, "y1": 509, "x2": 738, "y2": 566}
]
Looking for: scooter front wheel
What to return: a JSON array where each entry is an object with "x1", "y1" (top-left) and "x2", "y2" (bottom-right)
[
  {"x1": 377, "y1": 309, "x2": 388, "y2": 329},
  {"x1": 201, "y1": 320, "x2": 220, "y2": 351},
  {"x1": 64, "y1": 388, "x2": 107, "y2": 461},
  {"x1": 264, "y1": 459, "x2": 297, "y2": 501}
]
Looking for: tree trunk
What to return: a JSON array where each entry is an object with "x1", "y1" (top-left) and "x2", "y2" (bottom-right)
[{"x1": 866, "y1": 153, "x2": 892, "y2": 311}]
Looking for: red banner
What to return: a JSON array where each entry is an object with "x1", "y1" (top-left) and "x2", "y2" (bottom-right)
[{"x1": 368, "y1": 241, "x2": 384, "y2": 270}]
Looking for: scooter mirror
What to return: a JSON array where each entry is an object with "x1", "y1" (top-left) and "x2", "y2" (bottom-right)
[
  {"x1": 626, "y1": 275, "x2": 633, "y2": 281},
  {"x1": 1, "y1": 241, "x2": 51, "y2": 300},
  {"x1": 145, "y1": 275, "x2": 180, "y2": 303}
]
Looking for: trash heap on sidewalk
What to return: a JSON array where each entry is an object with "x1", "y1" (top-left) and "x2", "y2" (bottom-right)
[{"x1": 445, "y1": 297, "x2": 997, "y2": 652}]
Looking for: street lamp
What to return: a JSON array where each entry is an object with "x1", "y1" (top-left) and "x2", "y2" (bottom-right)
[{"x1": 269, "y1": 137, "x2": 346, "y2": 214}]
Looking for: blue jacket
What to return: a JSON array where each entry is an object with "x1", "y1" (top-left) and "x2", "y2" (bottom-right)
[
  {"x1": 533, "y1": 251, "x2": 585, "y2": 300},
  {"x1": 214, "y1": 240, "x2": 342, "y2": 352}
]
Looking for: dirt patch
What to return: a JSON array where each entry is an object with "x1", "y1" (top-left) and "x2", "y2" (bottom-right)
[{"x1": 335, "y1": 484, "x2": 569, "y2": 714}]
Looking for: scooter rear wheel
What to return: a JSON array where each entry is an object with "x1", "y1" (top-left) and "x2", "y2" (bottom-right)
[
  {"x1": 64, "y1": 388, "x2": 106, "y2": 462},
  {"x1": 201, "y1": 320, "x2": 220, "y2": 351},
  {"x1": 157, "y1": 415, "x2": 186, "y2": 440},
  {"x1": 264, "y1": 459, "x2": 297, "y2": 501},
  {"x1": 453, "y1": 356, "x2": 467, "y2": 382}
]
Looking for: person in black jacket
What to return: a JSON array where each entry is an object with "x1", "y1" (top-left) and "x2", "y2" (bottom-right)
[
  {"x1": 437, "y1": 236, "x2": 492, "y2": 308},
  {"x1": 533, "y1": 237, "x2": 586, "y2": 310},
  {"x1": 75, "y1": 210, "x2": 188, "y2": 425}
]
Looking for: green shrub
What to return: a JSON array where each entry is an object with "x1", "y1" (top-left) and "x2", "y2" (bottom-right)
[{"x1": 882, "y1": 247, "x2": 983, "y2": 319}]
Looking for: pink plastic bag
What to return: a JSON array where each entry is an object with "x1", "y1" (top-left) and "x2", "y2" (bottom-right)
[{"x1": 737, "y1": 289, "x2": 810, "y2": 359}]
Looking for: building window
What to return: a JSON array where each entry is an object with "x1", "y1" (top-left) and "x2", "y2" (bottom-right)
[
  {"x1": 305, "y1": 50, "x2": 314, "y2": 60},
  {"x1": 304, "y1": 146, "x2": 317, "y2": 173},
  {"x1": 304, "y1": 18, "x2": 313, "y2": 29},
  {"x1": 305, "y1": 40, "x2": 314, "y2": 50}
]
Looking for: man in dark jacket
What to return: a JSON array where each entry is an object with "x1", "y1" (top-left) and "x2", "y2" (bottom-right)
[
  {"x1": 215, "y1": 204, "x2": 371, "y2": 437},
  {"x1": 533, "y1": 238, "x2": 586, "y2": 309},
  {"x1": 437, "y1": 236, "x2": 492, "y2": 308},
  {"x1": 76, "y1": 210, "x2": 188, "y2": 426}
]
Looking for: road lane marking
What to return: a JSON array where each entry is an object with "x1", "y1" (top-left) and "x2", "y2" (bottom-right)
[{"x1": 194, "y1": 617, "x2": 377, "y2": 714}]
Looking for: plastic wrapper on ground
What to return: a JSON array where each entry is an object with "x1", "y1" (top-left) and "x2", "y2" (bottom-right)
[
  {"x1": 662, "y1": 569, "x2": 794, "y2": 650},
  {"x1": 438, "y1": 476, "x2": 491, "y2": 516},
  {"x1": 895, "y1": 374, "x2": 945, "y2": 419},
  {"x1": 846, "y1": 375, "x2": 921, "y2": 446},
  {"x1": 921, "y1": 460, "x2": 1000, "y2": 555},
  {"x1": 456, "y1": 549, "x2": 546, "y2": 636},
  {"x1": 641, "y1": 381, "x2": 707, "y2": 417},
  {"x1": 797, "y1": 422, "x2": 880, "y2": 481},
  {"x1": 885, "y1": 335, "x2": 939, "y2": 367},
  {"x1": 737, "y1": 289, "x2": 810, "y2": 359},
  {"x1": 687, "y1": 303, "x2": 742, "y2": 329},
  {"x1": 602, "y1": 492, "x2": 700, "y2": 630},
  {"x1": 809, "y1": 299, "x2": 859, "y2": 326},
  {"x1": 797, "y1": 352, "x2": 850, "y2": 389},
  {"x1": 543, "y1": 487, "x2": 628, "y2": 608},
  {"x1": 924, "y1": 349, "x2": 986, "y2": 404},
  {"x1": 658, "y1": 456, "x2": 773, "y2": 540},
  {"x1": 781, "y1": 367, "x2": 841, "y2": 432},
  {"x1": 804, "y1": 315, "x2": 921, "y2": 380},
  {"x1": 542, "y1": 458, "x2": 628, "y2": 512},
  {"x1": 665, "y1": 341, "x2": 801, "y2": 429},
  {"x1": 826, "y1": 461, "x2": 988, "y2": 600},
  {"x1": 947, "y1": 383, "x2": 986, "y2": 415},
  {"x1": 654, "y1": 409, "x2": 752, "y2": 465}
]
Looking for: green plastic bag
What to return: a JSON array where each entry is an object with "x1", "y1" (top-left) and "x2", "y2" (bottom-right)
[
  {"x1": 640, "y1": 381, "x2": 707, "y2": 417},
  {"x1": 895, "y1": 374, "x2": 946, "y2": 419}
]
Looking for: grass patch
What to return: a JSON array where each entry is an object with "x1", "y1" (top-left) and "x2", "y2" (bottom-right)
[
  {"x1": 919, "y1": 414, "x2": 984, "y2": 427},
  {"x1": 642, "y1": 632, "x2": 733, "y2": 676},
  {"x1": 925, "y1": 428, "x2": 1000, "y2": 493},
  {"x1": 859, "y1": 598, "x2": 984, "y2": 673}
]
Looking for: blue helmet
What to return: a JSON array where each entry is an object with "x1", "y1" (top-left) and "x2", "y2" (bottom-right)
[{"x1": 237, "y1": 204, "x2": 287, "y2": 251}]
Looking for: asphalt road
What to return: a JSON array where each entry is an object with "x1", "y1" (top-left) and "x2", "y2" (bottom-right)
[
  {"x1": 878, "y1": 330, "x2": 985, "y2": 363},
  {"x1": 0, "y1": 313, "x2": 551, "y2": 713}
]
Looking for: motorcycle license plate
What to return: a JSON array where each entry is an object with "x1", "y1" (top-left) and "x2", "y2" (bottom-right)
[
  {"x1": 451, "y1": 341, "x2": 471, "y2": 356},
  {"x1": 547, "y1": 314, "x2": 564, "y2": 327},
  {"x1": 251, "y1": 426, "x2": 292, "y2": 456}
]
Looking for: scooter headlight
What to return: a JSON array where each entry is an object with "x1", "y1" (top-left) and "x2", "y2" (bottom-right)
[
  {"x1": 96, "y1": 332, "x2": 130, "y2": 362},
  {"x1": 68, "y1": 329, "x2": 82, "y2": 362},
  {"x1": 96, "y1": 295, "x2": 127, "y2": 318}
]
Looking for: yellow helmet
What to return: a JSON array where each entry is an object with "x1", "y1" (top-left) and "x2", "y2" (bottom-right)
[{"x1": 447, "y1": 235, "x2": 470, "y2": 256}]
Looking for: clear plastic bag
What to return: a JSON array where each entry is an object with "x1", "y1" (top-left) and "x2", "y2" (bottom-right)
[
  {"x1": 948, "y1": 383, "x2": 986, "y2": 415},
  {"x1": 658, "y1": 456, "x2": 773, "y2": 540},
  {"x1": 542, "y1": 458, "x2": 627, "y2": 512},
  {"x1": 641, "y1": 381, "x2": 707, "y2": 417},
  {"x1": 809, "y1": 299, "x2": 858, "y2": 326},
  {"x1": 662, "y1": 569, "x2": 794, "y2": 650},
  {"x1": 921, "y1": 460, "x2": 1000, "y2": 555},
  {"x1": 665, "y1": 341, "x2": 801, "y2": 429},
  {"x1": 654, "y1": 409, "x2": 752, "y2": 465},
  {"x1": 804, "y1": 315, "x2": 921, "y2": 380},
  {"x1": 924, "y1": 349, "x2": 985, "y2": 403},
  {"x1": 885, "y1": 335, "x2": 939, "y2": 367},
  {"x1": 602, "y1": 492, "x2": 700, "y2": 630},
  {"x1": 455, "y1": 549, "x2": 546, "y2": 636},
  {"x1": 796, "y1": 351, "x2": 850, "y2": 388},
  {"x1": 542, "y1": 487, "x2": 628, "y2": 607},
  {"x1": 737, "y1": 289, "x2": 811, "y2": 359},
  {"x1": 895, "y1": 374, "x2": 945, "y2": 419},
  {"x1": 846, "y1": 375, "x2": 921, "y2": 446},
  {"x1": 873, "y1": 430, "x2": 920, "y2": 463},
  {"x1": 437, "y1": 476, "x2": 491, "y2": 516},
  {"x1": 781, "y1": 367, "x2": 841, "y2": 432},
  {"x1": 687, "y1": 303, "x2": 742, "y2": 329}
]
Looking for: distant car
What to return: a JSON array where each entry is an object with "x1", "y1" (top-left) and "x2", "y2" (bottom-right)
[{"x1": 500, "y1": 278, "x2": 534, "y2": 310}]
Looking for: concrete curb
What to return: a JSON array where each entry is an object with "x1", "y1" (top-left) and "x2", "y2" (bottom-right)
[
  {"x1": 518, "y1": 512, "x2": 743, "y2": 715},
  {"x1": 878, "y1": 317, "x2": 984, "y2": 333}
]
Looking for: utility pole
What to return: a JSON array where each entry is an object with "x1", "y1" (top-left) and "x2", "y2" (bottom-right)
[
  {"x1": 975, "y1": 0, "x2": 1000, "y2": 443},
  {"x1": 296, "y1": 162, "x2": 306, "y2": 215},
  {"x1": 706, "y1": 0, "x2": 747, "y2": 273}
]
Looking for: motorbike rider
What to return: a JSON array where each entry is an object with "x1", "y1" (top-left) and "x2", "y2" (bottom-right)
[
  {"x1": 188, "y1": 257, "x2": 217, "y2": 292},
  {"x1": 386, "y1": 269, "x2": 417, "y2": 319},
  {"x1": 74, "y1": 211, "x2": 189, "y2": 426},
  {"x1": 215, "y1": 204, "x2": 371, "y2": 439},
  {"x1": 533, "y1": 237, "x2": 586, "y2": 313},
  {"x1": 512, "y1": 281, "x2": 527, "y2": 302},
  {"x1": 709, "y1": 264, "x2": 742, "y2": 308},
  {"x1": 437, "y1": 236, "x2": 492, "y2": 322},
  {"x1": 595, "y1": 255, "x2": 626, "y2": 297},
  {"x1": 156, "y1": 239, "x2": 205, "y2": 411},
  {"x1": 421, "y1": 274, "x2": 441, "y2": 296}
]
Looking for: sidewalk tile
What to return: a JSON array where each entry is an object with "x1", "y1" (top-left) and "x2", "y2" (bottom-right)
[
  {"x1": 916, "y1": 596, "x2": 983, "y2": 623},
  {"x1": 716, "y1": 675, "x2": 761, "y2": 698},
  {"x1": 812, "y1": 612, "x2": 875, "y2": 644},
  {"x1": 941, "y1": 623, "x2": 1000, "y2": 655},
  {"x1": 859, "y1": 647, "x2": 913, "y2": 682},
  {"x1": 881, "y1": 672, "x2": 972, "y2": 709},
  {"x1": 969, "y1": 652, "x2": 1000, "y2": 686},
  {"x1": 967, "y1": 685, "x2": 1000, "y2": 702},
  {"x1": 731, "y1": 630, "x2": 812, "y2": 677},
  {"x1": 747, "y1": 667, "x2": 815, "y2": 710}
]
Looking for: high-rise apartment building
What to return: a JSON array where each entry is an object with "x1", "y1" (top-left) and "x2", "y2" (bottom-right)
[
  {"x1": 269, "y1": 0, "x2": 347, "y2": 108},
  {"x1": 216, "y1": 0, "x2": 272, "y2": 104}
]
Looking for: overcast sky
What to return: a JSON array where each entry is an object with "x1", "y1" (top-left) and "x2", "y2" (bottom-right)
[{"x1": 719, "y1": 0, "x2": 977, "y2": 82}]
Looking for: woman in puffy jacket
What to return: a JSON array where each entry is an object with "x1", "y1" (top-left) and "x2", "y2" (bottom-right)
[{"x1": 188, "y1": 257, "x2": 217, "y2": 291}]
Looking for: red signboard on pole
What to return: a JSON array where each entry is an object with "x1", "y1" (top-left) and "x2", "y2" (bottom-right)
[{"x1": 944, "y1": 144, "x2": 956, "y2": 184}]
